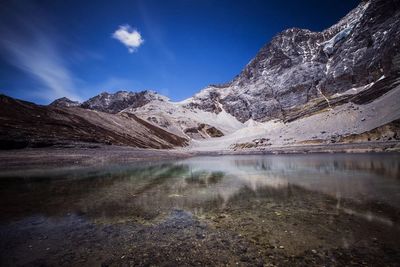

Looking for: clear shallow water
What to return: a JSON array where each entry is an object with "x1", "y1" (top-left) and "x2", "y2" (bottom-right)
[{"x1": 1, "y1": 153, "x2": 400, "y2": 266}]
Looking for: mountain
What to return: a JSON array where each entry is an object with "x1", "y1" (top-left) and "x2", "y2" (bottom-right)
[
  {"x1": 0, "y1": 95, "x2": 187, "y2": 149},
  {"x1": 3, "y1": 0, "x2": 399, "y2": 152},
  {"x1": 51, "y1": 90, "x2": 167, "y2": 113},
  {"x1": 80, "y1": 90, "x2": 166, "y2": 114},
  {"x1": 184, "y1": 0, "x2": 400, "y2": 123},
  {"x1": 122, "y1": 97, "x2": 244, "y2": 139},
  {"x1": 113, "y1": 0, "x2": 394, "y2": 146},
  {"x1": 128, "y1": 0, "x2": 400, "y2": 150},
  {"x1": 49, "y1": 97, "x2": 80, "y2": 108},
  {"x1": 51, "y1": 90, "x2": 245, "y2": 139}
]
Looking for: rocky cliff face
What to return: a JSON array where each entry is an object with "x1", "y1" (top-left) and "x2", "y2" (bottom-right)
[
  {"x1": 51, "y1": 90, "x2": 168, "y2": 113},
  {"x1": 49, "y1": 97, "x2": 80, "y2": 108},
  {"x1": 79, "y1": 90, "x2": 166, "y2": 114},
  {"x1": 186, "y1": 0, "x2": 400, "y2": 122}
]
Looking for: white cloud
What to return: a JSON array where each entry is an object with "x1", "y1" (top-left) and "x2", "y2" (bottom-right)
[{"x1": 112, "y1": 25, "x2": 144, "y2": 53}]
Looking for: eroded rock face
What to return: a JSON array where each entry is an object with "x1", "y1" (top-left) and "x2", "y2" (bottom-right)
[
  {"x1": 338, "y1": 119, "x2": 400, "y2": 143},
  {"x1": 183, "y1": 87, "x2": 223, "y2": 114},
  {"x1": 80, "y1": 90, "x2": 166, "y2": 114},
  {"x1": 184, "y1": 123, "x2": 224, "y2": 139},
  {"x1": 188, "y1": 0, "x2": 400, "y2": 123},
  {"x1": 198, "y1": 124, "x2": 224, "y2": 138}
]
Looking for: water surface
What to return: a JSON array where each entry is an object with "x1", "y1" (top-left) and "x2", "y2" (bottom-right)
[{"x1": 1, "y1": 154, "x2": 399, "y2": 266}]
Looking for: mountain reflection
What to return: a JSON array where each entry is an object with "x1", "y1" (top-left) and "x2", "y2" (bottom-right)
[{"x1": 0, "y1": 154, "x2": 399, "y2": 223}]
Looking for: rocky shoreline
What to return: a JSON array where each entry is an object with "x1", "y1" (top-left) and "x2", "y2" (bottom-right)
[
  {"x1": 226, "y1": 141, "x2": 400, "y2": 155},
  {"x1": 0, "y1": 144, "x2": 190, "y2": 173},
  {"x1": 0, "y1": 141, "x2": 399, "y2": 173}
]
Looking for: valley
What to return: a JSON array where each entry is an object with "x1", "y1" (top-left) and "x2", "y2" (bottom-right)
[
  {"x1": 1, "y1": 0, "x2": 399, "y2": 156},
  {"x1": 1, "y1": 1, "x2": 400, "y2": 266}
]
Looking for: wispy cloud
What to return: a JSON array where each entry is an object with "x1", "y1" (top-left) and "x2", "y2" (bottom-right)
[
  {"x1": 1, "y1": 37, "x2": 82, "y2": 102},
  {"x1": 0, "y1": 2, "x2": 82, "y2": 102},
  {"x1": 112, "y1": 25, "x2": 144, "y2": 53}
]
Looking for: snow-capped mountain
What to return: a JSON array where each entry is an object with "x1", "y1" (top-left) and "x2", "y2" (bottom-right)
[
  {"x1": 46, "y1": 0, "x2": 400, "y2": 151},
  {"x1": 52, "y1": 90, "x2": 245, "y2": 139},
  {"x1": 51, "y1": 90, "x2": 168, "y2": 113},
  {"x1": 1, "y1": 94, "x2": 187, "y2": 149},
  {"x1": 79, "y1": 90, "x2": 167, "y2": 114},
  {"x1": 49, "y1": 97, "x2": 80, "y2": 108},
  {"x1": 184, "y1": 0, "x2": 400, "y2": 122},
  {"x1": 122, "y1": 97, "x2": 244, "y2": 139},
  {"x1": 126, "y1": 0, "x2": 400, "y2": 142}
]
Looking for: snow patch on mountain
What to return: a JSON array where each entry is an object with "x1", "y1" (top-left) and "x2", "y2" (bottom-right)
[
  {"x1": 122, "y1": 98, "x2": 244, "y2": 139},
  {"x1": 323, "y1": 26, "x2": 354, "y2": 55},
  {"x1": 81, "y1": 90, "x2": 166, "y2": 114},
  {"x1": 188, "y1": 82, "x2": 400, "y2": 151},
  {"x1": 322, "y1": 1, "x2": 369, "y2": 55}
]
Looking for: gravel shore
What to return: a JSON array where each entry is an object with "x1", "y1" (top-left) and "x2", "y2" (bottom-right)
[{"x1": 0, "y1": 141, "x2": 399, "y2": 172}]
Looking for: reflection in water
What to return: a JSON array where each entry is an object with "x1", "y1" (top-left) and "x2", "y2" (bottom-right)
[
  {"x1": 0, "y1": 153, "x2": 400, "y2": 222},
  {"x1": 0, "y1": 153, "x2": 400, "y2": 266}
]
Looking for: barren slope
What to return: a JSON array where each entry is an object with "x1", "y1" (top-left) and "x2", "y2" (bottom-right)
[{"x1": 0, "y1": 95, "x2": 187, "y2": 149}]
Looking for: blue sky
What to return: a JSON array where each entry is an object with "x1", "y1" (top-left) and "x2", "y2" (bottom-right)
[{"x1": 0, "y1": 0, "x2": 359, "y2": 104}]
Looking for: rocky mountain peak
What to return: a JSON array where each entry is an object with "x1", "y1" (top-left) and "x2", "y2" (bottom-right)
[
  {"x1": 187, "y1": 0, "x2": 400, "y2": 123},
  {"x1": 49, "y1": 97, "x2": 81, "y2": 108},
  {"x1": 80, "y1": 90, "x2": 166, "y2": 114}
]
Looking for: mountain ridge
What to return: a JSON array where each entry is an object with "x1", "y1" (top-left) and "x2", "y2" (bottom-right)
[
  {"x1": 189, "y1": 0, "x2": 400, "y2": 122},
  {"x1": 4, "y1": 0, "x2": 400, "y2": 151},
  {"x1": 51, "y1": 0, "x2": 399, "y2": 124},
  {"x1": 1, "y1": 94, "x2": 187, "y2": 149}
]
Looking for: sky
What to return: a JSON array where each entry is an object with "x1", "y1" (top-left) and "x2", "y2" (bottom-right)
[{"x1": 0, "y1": 0, "x2": 360, "y2": 104}]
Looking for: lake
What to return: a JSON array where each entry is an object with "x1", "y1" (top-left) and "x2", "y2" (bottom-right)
[{"x1": 1, "y1": 153, "x2": 399, "y2": 266}]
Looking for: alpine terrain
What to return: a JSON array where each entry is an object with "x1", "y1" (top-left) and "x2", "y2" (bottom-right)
[{"x1": 1, "y1": 0, "x2": 400, "y2": 153}]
